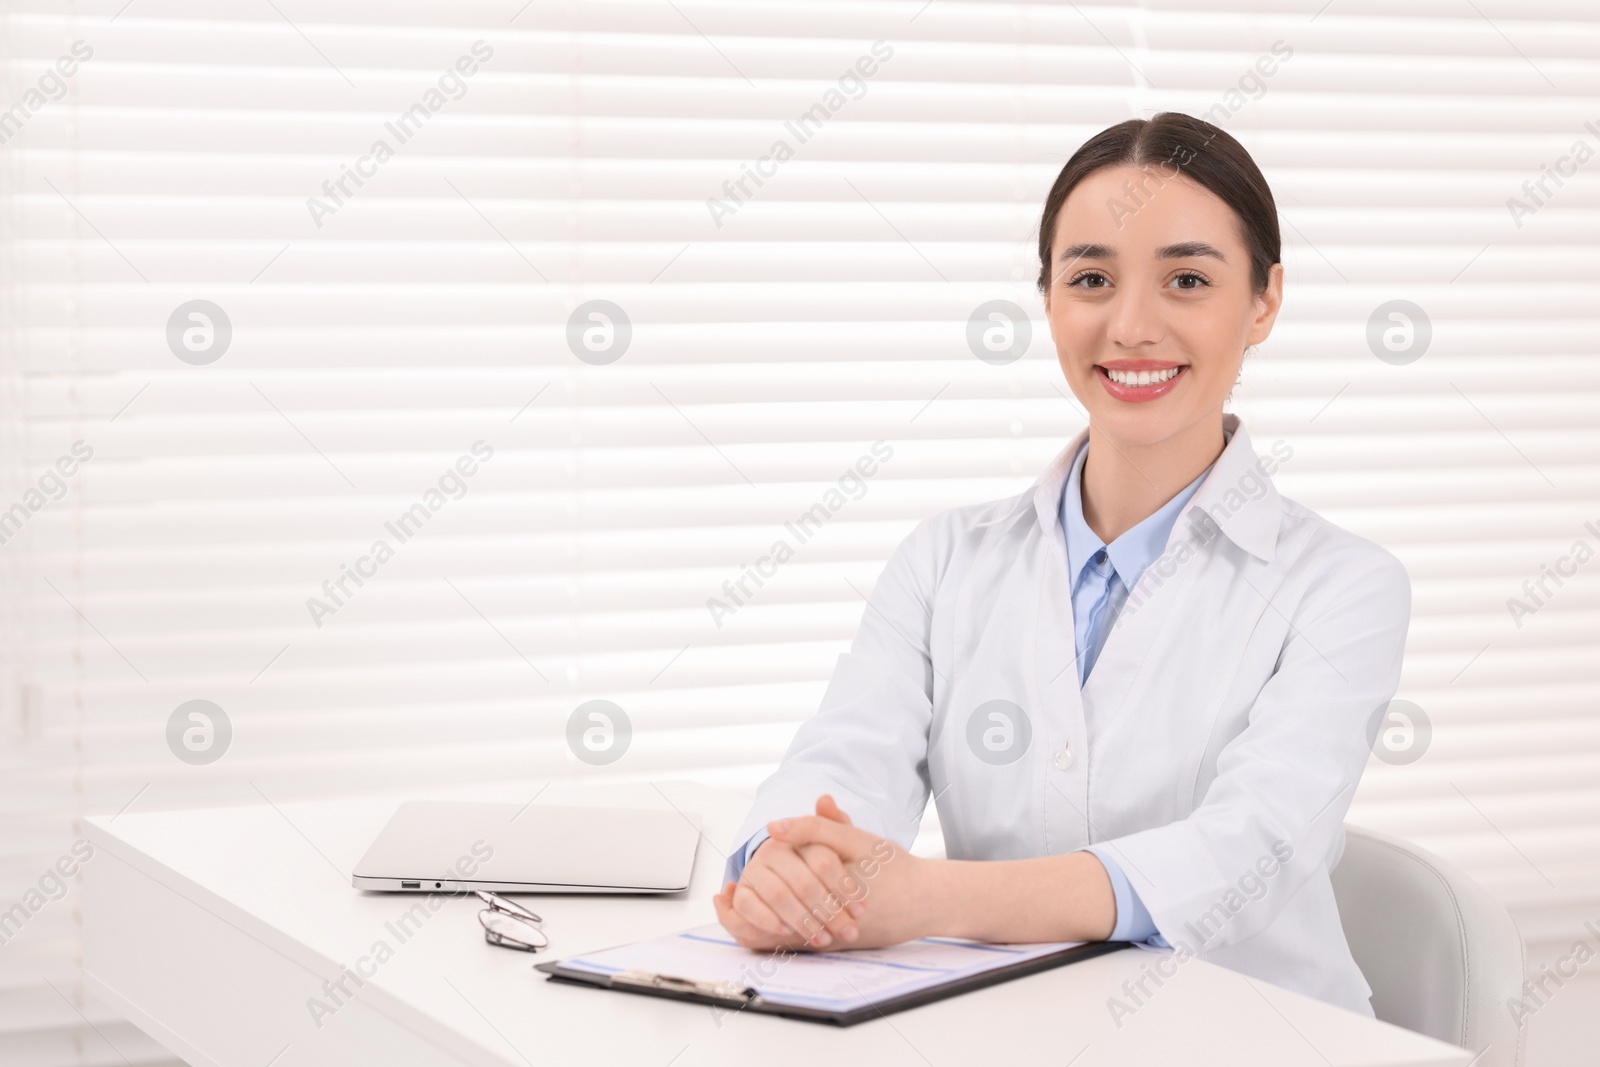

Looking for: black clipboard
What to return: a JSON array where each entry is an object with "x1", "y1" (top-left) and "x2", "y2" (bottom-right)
[{"x1": 536, "y1": 938, "x2": 1130, "y2": 1027}]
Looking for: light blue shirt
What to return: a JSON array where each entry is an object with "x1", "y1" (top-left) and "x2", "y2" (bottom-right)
[
  {"x1": 726, "y1": 825, "x2": 769, "y2": 886},
  {"x1": 1063, "y1": 436, "x2": 1215, "y2": 945},
  {"x1": 728, "y1": 435, "x2": 1220, "y2": 948}
]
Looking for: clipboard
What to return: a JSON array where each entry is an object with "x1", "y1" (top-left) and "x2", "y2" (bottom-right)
[{"x1": 536, "y1": 926, "x2": 1130, "y2": 1027}]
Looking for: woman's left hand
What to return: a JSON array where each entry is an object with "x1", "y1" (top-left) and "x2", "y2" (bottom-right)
[{"x1": 714, "y1": 795, "x2": 936, "y2": 952}]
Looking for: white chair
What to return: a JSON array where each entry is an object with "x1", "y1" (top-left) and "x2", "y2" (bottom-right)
[{"x1": 1331, "y1": 824, "x2": 1527, "y2": 1067}]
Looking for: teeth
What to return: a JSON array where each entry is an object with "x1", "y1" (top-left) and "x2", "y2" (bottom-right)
[{"x1": 1105, "y1": 366, "x2": 1180, "y2": 386}]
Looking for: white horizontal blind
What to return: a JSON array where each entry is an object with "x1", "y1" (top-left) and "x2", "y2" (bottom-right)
[{"x1": 2, "y1": 1, "x2": 1597, "y2": 1062}]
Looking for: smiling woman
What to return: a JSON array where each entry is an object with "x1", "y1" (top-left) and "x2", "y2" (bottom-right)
[
  {"x1": 1036, "y1": 114, "x2": 1284, "y2": 542},
  {"x1": 717, "y1": 111, "x2": 1414, "y2": 1020}
]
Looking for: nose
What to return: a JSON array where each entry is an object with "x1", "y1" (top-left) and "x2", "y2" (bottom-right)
[{"x1": 1104, "y1": 278, "x2": 1164, "y2": 350}]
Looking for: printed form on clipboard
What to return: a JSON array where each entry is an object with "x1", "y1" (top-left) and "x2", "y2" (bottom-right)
[{"x1": 536, "y1": 923, "x2": 1130, "y2": 1026}]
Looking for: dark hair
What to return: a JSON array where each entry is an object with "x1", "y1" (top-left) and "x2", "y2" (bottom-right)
[{"x1": 1036, "y1": 112, "x2": 1280, "y2": 296}]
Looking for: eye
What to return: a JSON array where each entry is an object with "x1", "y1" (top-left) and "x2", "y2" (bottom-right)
[
  {"x1": 1065, "y1": 270, "x2": 1110, "y2": 289},
  {"x1": 1171, "y1": 271, "x2": 1210, "y2": 290}
]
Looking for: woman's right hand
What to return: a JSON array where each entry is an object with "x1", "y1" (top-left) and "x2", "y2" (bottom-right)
[{"x1": 714, "y1": 795, "x2": 867, "y2": 950}]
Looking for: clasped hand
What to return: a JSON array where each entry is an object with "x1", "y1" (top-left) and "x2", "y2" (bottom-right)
[{"x1": 713, "y1": 795, "x2": 928, "y2": 952}]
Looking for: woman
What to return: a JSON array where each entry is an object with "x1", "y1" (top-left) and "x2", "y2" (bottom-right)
[{"x1": 712, "y1": 112, "x2": 1410, "y2": 1017}]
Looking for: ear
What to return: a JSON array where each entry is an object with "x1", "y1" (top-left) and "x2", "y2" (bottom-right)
[{"x1": 1247, "y1": 262, "x2": 1284, "y2": 347}]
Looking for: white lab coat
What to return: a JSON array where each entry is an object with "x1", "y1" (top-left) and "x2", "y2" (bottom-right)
[{"x1": 731, "y1": 413, "x2": 1411, "y2": 1015}]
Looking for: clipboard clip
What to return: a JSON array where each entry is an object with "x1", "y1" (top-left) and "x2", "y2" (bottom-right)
[{"x1": 613, "y1": 968, "x2": 760, "y2": 1006}]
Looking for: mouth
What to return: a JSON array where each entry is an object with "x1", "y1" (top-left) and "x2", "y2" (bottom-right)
[{"x1": 1094, "y1": 361, "x2": 1187, "y2": 402}]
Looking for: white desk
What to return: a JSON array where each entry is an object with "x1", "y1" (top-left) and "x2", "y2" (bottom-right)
[{"x1": 83, "y1": 781, "x2": 1471, "y2": 1067}]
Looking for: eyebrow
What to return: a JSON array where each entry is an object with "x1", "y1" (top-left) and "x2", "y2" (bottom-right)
[{"x1": 1056, "y1": 241, "x2": 1229, "y2": 264}]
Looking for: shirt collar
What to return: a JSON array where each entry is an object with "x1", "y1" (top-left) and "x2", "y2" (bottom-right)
[
  {"x1": 1028, "y1": 413, "x2": 1284, "y2": 564},
  {"x1": 1059, "y1": 435, "x2": 1212, "y2": 591}
]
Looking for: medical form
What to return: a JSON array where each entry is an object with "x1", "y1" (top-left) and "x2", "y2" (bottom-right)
[{"x1": 546, "y1": 923, "x2": 1102, "y2": 1017}]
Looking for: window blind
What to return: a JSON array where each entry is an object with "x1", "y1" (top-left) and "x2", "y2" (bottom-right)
[{"x1": 1, "y1": 1, "x2": 1597, "y2": 1062}]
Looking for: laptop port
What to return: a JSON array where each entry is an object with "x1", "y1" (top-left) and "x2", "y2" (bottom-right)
[{"x1": 401, "y1": 881, "x2": 420, "y2": 889}]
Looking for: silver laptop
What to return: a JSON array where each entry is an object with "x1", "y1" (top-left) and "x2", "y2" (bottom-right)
[{"x1": 352, "y1": 801, "x2": 700, "y2": 894}]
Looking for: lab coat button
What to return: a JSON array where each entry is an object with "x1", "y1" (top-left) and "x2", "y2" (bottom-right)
[{"x1": 1053, "y1": 745, "x2": 1074, "y2": 770}]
